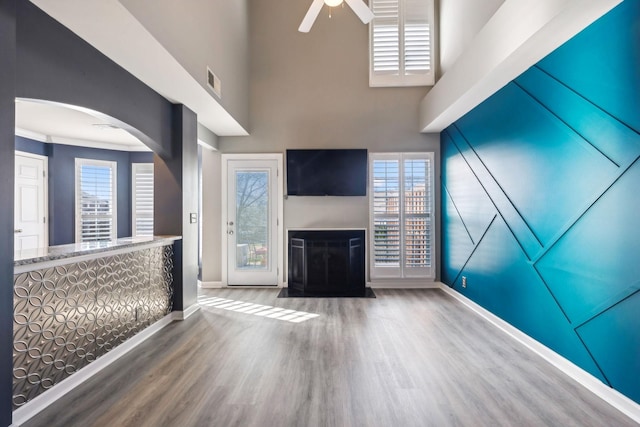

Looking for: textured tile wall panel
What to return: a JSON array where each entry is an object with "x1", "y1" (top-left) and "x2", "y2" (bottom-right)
[
  {"x1": 13, "y1": 244, "x2": 174, "y2": 408},
  {"x1": 441, "y1": 0, "x2": 640, "y2": 404}
]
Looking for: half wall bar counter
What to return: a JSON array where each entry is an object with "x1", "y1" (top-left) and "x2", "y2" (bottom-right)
[{"x1": 12, "y1": 236, "x2": 180, "y2": 410}]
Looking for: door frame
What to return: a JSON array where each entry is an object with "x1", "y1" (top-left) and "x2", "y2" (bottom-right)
[
  {"x1": 15, "y1": 150, "x2": 49, "y2": 250},
  {"x1": 221, "y1": 153, "x2": 284, "y2": 286}
]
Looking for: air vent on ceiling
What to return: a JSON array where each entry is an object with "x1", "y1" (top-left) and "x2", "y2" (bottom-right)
[{"x1": 207, "y1": 67, "x2": 222, "y2": 98}]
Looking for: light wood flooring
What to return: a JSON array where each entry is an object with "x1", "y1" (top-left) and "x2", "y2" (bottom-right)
[{"x1": 22, "y1": 289, "x2": 638, "y2": 427}]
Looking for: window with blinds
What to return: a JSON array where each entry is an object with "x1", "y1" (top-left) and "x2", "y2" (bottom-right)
[
  {"x1": 370, "y1": 0, "x2": 434, "y2": 87},
  {"x1": 75, "y1": 159, "x2": 117, "y2": 242},
  {"x1": 370, "y1": 153, "x2": 434, "y2": 279},
  {"x1": 132, "y1": 163, "x2": 154, "y2": 237}
]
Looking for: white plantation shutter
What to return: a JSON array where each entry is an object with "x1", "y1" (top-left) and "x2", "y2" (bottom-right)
[
  {"x1": 132, "y1": 163, "x2": 154, "y2": 237},
  {"x1": 370, "y1": 153, "x2": 434, "y2": 279},
  {"x1": 370, "y1": 0, "x2": 434, "y2": 87},
  {"x1": 371, "y1": 0, "x2": 400, "y2": 73},
  {"x1": 372, "y1": 159, "x2": 401, "y2": 268},
  {"x1": 403, "y1": 156, "x2": 432, "y2": 273},
  {"x1": 404, "y1": 0, "x2": 431, "y2": 73},
  {"x1": 75, "y1": 159, "x2": 117, "y2": 242}
]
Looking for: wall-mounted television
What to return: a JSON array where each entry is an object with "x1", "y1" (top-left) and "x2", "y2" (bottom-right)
[{"x1": 286, "y1": 149, "x2": 368, "y2": 196}]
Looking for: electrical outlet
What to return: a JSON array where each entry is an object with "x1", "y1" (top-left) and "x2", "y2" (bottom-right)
[{"x1": 462, "y1": 276, "x2": 467, "y2": 288}]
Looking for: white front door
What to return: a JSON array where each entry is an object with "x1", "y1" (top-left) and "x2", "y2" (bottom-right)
[
  {"x1": 15, "y1": 152, "x2": 48, "y2": 251},
  {"x1": 224, "y1": 157, "x2": 281, "y2": 286}
]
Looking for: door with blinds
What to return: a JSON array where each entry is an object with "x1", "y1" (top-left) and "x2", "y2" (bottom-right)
[{"x1": 370, "y1": 152, "x2": 435, "y2": 279}]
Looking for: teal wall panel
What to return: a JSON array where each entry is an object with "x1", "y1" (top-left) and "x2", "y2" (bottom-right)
[
  {"x1": 577, "y1": 292, "x2": 640, "y2": 403},
  {"x1": 441, "y1": 132, "x2": 496, "y2": 244},
  {"x1": 536, "y1": 1, "x2": 640, "y2": 134},
  {"x1": 537, "y1": 159, "x2": 640, "y2": 325},
  {"x1": 455, "y1": 82, "x2": 619, "y2": 247},
  {"x1": 452, "y1": 217, "x2": 604, "y2": 381},
  {"x1": 441, "y1": 0, "x2": 640, "y2": 404}
]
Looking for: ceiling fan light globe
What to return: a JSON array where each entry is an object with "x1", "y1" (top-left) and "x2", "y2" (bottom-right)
[{"x1": 325, "y1": 0, "x2": 343, "y2": 7}]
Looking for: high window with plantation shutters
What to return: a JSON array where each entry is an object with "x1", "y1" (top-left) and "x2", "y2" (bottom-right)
[
  {"x1": 370, "y1": 153, "x2": 435, "y2": 279},
  {"x1": 132, "y1": 163, "x2": 154, "y2": 237},
  {"x1": 75, "y1": 158, "x2": 117, "y2": 242},
  {"x1": 369, "y1": 0, "x2": 435, "y2": 87}
]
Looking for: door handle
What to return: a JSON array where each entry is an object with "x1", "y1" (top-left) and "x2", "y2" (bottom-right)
[
  {"x1": 14, "y1": 229, "x2": 23, "y2": 233},
  {"x1": 228, "y1": 230, "x2": 234, "y2": 235},
  {"x1": 228, "y1": 221, "x2": 234, "y2": 226}
]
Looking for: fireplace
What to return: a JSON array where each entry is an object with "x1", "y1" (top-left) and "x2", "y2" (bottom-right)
[{"x1": 288, "y1": 229, "x2": 365, "y2": 296}]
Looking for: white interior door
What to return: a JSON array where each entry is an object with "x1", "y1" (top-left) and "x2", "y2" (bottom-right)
[
  {"x1": 15, "y1": 152, "x2": 48, "y2": 251},
  {"x1": 225, "y1": 157, "x2": 280, "y2": 286}
]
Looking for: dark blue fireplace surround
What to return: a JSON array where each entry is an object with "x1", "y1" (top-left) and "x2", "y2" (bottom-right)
[{"x1": 288, "y1": 230, "x2": 365, "y2": 296}]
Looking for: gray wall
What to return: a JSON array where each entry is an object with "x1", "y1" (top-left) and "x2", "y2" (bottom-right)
[
  {"x1": 0, "y1": 1, "x2": 16, "y2": 424},
  {"x1": 154, "y1": 105, "x2": 199, "y2": 310},
  {"x1": 216, "y1": 0, "x2": 440, "y2": 281},
  {"x1": 200, "y1": 148, "x2": 222, "y2": 283},
  {"x1": 120, "y1": 0, "x2": 250, "y2": 130}
]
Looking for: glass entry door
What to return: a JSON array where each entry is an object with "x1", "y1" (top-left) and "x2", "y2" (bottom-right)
[{"x1": 226, "y1": 158, "x2": 279, "y2": 285}]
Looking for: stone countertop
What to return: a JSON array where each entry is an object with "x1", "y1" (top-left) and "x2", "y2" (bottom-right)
[{"x1": 14, "y1": 235, "x2": 181, "y2": 267}]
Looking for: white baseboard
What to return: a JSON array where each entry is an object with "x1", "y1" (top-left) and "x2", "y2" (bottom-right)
[
  {"x1": 11, "y1": 312, "x2": 180, "y2": 427},
  {"x1": 198, "y1": 280, "x2": 224, "y2": 288},
  {"x1": 368, "y1": 279, "x2": 440, "y2": 289},
  {"x1": 438, "y1": 283, "x2": 640, "y2": 424},
  {"x1": 177, "y1": 303, "x2": 201, "y2": 320}
]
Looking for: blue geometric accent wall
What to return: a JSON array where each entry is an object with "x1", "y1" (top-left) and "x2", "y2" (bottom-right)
[{"x1": 441, "y1": 0, "x2": 640, "y2": 404}]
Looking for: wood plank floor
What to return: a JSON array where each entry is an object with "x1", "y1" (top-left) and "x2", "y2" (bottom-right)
[{"x1": 22, "y1": 289, "x2": 638, "y2": 427}]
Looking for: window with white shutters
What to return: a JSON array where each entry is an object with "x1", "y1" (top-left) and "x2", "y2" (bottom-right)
[
  {"x1": 132, "y1": 163, "x2": 154, "y2": 237},
  {"x1": 370, "y1": 0, "x2": 434, "y2": 87},
  {"x1": 370, "y1": 153, "x2": 434, "y2": 279},
  {"x1": 75, "y1": 158, "x2": 117, "y2": 242}
]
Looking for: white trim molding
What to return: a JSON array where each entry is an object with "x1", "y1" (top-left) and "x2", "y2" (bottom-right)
[
  {"x1": 368, "y1": 279, "x2": 439, "y2": 289},
  {"x1": 198, "y1": 280, "x2": 224, "y2": 289},
  {"x1": 177, "y1": 304, "x2": 201, "y2": 320},
  {"x1": 439, "y1": 283, "x2": 640, "y2": 424}
]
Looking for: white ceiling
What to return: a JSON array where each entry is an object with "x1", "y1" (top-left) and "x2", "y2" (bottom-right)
[
  {"x1": 15, "y1": 99, "x2": 151, "y2": 152},
  {"x1": 28, "y1": 0, "x2": 248, "y2": 138}
]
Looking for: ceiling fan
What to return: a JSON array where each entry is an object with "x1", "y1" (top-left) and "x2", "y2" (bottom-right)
[{"x1": 299, "y1": 0, "x2": 375, "y2": 33}]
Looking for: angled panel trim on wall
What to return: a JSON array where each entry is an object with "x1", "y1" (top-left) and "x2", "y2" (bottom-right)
[
  {"x1": 446, "y1": 125, "x2": 543, "y2": 260},
  {"x1": 441, "y1": 0, "x2": 640, "y2": 404},
  {"x1": 455, "y1": 83, "x2": 620, "y2": 249},
  {"x1": 536, "y1": 158, "x2": 640, "y2": 324},
  {"x1": 576, "y1": 291, "x2": 640, "y2": 403},
  {"x1": 515, "y1": 67, "x2": 640, "y2": 168}
]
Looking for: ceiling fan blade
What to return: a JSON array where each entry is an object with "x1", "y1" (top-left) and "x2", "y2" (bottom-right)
[
  {"x1": 299, "y1": 0, "x2": 325, "y2": 33},
  {"x1": 345, "y1": 0, "x2": 375, "y2": 24}
]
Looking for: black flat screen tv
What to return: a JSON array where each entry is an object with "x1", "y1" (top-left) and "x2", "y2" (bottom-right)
[{"x1": 286, "y1": 149, "x2": 367, "y2": 196}]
